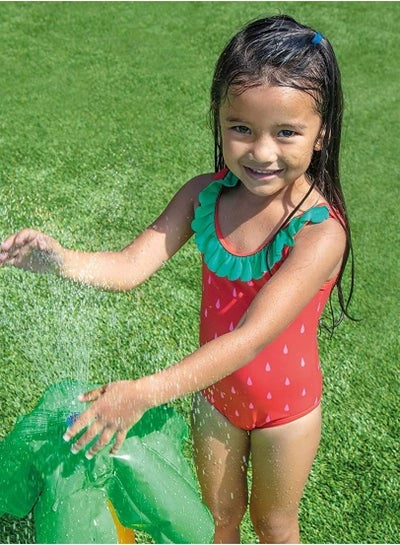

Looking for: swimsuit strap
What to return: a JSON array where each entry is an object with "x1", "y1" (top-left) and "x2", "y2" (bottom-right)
[{"x1": 191, "y1": 170, "x2": 330, "y2": 282}]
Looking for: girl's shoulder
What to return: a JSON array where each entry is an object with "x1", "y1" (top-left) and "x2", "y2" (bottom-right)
[
  {"x1": 188, "y1": 172, "x2": 216, "y2": 190},
  {"x1": 291, "y1": 195, "x2": 346, "y2": 281},
  {"x1": 184, "y1": 172, "x2": 217, "y2": 209},
  {"x1": 293, "y1": 187, "x2": 345, "y2": 245}
]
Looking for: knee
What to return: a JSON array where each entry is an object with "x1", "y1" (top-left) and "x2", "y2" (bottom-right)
[
  {"x1": 212, "y1": 499, "x2": 247, "y2": 530},
  {"x1": 250, "y1": 509, "x2": 299, "y2": 544}
]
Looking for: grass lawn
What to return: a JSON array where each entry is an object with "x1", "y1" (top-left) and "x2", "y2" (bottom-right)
[{"x1": 0, "y1": 2, "x2": 398, "y2": 543}]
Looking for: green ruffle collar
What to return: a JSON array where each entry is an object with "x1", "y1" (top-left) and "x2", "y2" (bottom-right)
[{"x1": 191, "y1": 170, "x2": 330, "y2": 282}]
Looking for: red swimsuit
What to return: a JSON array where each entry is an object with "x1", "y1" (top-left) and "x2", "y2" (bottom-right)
[{"x1": 191, "y1": 169, "x2": 338, "y2": 431}]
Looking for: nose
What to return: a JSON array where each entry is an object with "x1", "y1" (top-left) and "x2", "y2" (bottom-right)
[{"x1": 250, "y1": 135, "x2": 278, "y2": 164}]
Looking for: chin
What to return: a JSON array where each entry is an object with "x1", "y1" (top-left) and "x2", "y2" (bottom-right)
[{"x1": 242, "y1": 183, "x2": 283, "y2": 199}]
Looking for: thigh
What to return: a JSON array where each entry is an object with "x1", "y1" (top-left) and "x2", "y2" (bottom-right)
[
  {"x1": 191, "y1": 393, "x2": 250, "y2": 517},
  {"x1": 250, "y1": 405, "x2": 322, "y2": 517}
]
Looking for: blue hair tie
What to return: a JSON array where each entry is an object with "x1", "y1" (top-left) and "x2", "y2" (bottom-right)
[{"x1": 312, "y1": 32, "x2": 323, "y2": 45}]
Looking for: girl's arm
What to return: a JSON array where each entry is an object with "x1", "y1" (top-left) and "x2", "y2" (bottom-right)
[
  {"x1": 0, "y1": 174, "x2": 212, "y2": 291},
  {"x1": 65, "y1": 217, "x2": 346, "y2": 457}
]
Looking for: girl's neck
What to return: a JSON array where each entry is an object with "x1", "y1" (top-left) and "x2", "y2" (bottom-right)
[{"x1": 235, "y1": 174, "x2": 321, "y2": 215}]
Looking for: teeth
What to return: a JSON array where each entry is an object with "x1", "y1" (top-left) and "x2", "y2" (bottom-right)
[{"x1": 251, "y1": 168, "x2": 277, "y2": 174}]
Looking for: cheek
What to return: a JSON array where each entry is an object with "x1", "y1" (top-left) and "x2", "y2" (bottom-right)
[
  {"x1": 222, "y1": 137, "x2": 242, "y2": 159},
  {"x1": 284, "y1": 145, "x2": 315, "y2": 168}
]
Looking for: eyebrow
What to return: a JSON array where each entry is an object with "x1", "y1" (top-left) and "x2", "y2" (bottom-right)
[
  {"x1": 276, "y1": 122, "x2": 307, "y2": 130},
  {"x1": 224, "y1": 117, "x2": 307, "y2": 131},
  {"x1": 224, "y1": 116, "x2": 247, "y2": 124}
]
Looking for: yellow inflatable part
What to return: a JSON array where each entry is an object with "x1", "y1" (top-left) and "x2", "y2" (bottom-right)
[{"x1": 107, "y1": 499, "x2": 136, "y2": 544}]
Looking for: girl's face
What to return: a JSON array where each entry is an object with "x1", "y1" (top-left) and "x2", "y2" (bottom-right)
[{"x1": 219, "y1": 84, "x2": 323, "y2": 199}]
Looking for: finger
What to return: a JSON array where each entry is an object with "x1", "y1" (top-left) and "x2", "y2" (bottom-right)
[
  {"x1": 78, "y1": 384, "x2": 108, "y2": 403},
  {"x1": 110, "y1": 429, "x2": 128, "y2": 456},
  {"x1": 63, "y1": 407, "x2": 96, "y2": 442},
  {"x1": 37, "y1": 235, "x2": 47, "y2": 251},
  {"x1": 5, "y1": 229, "x2": 36, "y2": 251},
  {"x1": 0, "y1": 242, "x2": 17, "y2": 266},
  {"x1": 9, "y1": 245, "x2": 30, "y2": 262},
  {"x1": 85, "y1": 426, "x2": 116, "y2": 460},
  {"x1": 0, "y1": 256, "x2": 17, "y2": 267},
  {"x1": 14, "y1": 229, "x2": 42, "y2": 247},
  {"x1": 1, "y1": 231, "x2": 37, "y2": 259},
  {"x1": 0, "y1": 233, "x2": 18, "y2": 252},
  {"x1": 70, "y1": 420, "x2": 104, "y2": 455}
]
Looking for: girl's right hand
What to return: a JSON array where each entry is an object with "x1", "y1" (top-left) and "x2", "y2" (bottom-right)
[{"x1": 0, "y1": 229, "x2": 64, "y2": 274}]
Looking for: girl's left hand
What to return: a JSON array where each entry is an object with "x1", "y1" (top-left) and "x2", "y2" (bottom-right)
[{"x1": 63, "y1": 380, "x2": 148, "y2": 459}]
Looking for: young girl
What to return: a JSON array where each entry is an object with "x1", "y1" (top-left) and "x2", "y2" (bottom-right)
[{"x1": 0, "y1": 15, "x2": 353, "y2": 544}]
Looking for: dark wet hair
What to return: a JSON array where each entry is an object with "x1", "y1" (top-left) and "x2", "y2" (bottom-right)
[{"x1": 210, "y1": 14, "x2": 355, "y2": 330}]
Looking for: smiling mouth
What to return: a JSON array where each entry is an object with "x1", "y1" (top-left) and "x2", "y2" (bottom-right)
[{"x1": 244, "y1": 166, "x2": 283, "y2": 178}]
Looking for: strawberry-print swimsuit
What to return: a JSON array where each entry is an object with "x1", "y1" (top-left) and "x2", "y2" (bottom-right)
[{"x1": 191, "y1": 169, "x2": 338, "y2": 430}]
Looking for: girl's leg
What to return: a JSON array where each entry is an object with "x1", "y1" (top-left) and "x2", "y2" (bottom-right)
[
  {"x1": 249, "y1": 405, "x2": 322, "y2": 544},
  {"x1": 191, "y1": 393, "x2": 250, "y2": 544}
]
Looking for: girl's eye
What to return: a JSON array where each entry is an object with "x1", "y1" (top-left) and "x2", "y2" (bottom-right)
[
  {"x1": 232, "y1": 125, "x2": 251, "y2": 135},
  {"x1": 278, "y1": 129, "x2": 296, "y2": 138}
]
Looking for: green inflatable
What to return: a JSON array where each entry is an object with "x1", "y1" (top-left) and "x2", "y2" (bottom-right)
[{"x1": 0, "y1": 380, "x2": 214, "y2": 544}]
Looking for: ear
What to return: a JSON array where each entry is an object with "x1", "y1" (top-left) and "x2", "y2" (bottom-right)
[{"x1": 314, "y1": 127, "x2": 326, "y2": 151}]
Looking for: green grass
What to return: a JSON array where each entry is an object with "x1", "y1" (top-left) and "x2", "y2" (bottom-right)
[{"x1": 0, "y1": 2, "x2": 398, "y2": 543}]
